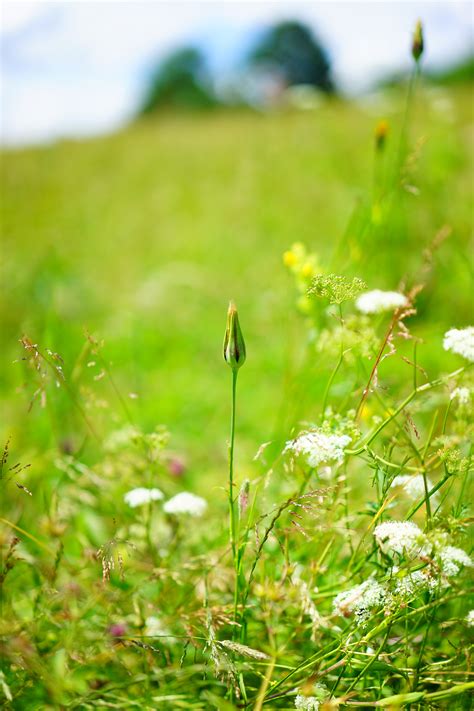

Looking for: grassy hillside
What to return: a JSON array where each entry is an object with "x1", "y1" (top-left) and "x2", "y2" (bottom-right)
[{"x1": 2, "y1": 86, "x2": 472, "y2": 472}]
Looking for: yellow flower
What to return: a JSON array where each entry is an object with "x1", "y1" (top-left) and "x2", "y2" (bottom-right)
[
  {"x1": 283, "y1": 250, "x2": 297, "y2": 267},
  {"x1": 301, "y1": 262, "x2": 314, "y2": 278}
]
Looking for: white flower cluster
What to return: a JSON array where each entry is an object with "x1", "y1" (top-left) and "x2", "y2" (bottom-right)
[
  {"x1": 333, "y1": 579, "x2": 387, "y2": 624},
  {"x1": 451, "y1": 387, "x2": 471, "y2": 406},
  {"x1": 163, "y1": 491, "x2": 207, "y2": 517},
  {"x1": 294, "y1": 696, "x2": 320, "y2": 711},
  {"x1": 466, "y1": 610, "x2": 474, "y2": 627},
  {"x1": 124, "y1": 488, "x2": 207, "y2": 517},
  {"x1": 124, "y1": 487, "x2": 164, "y2": 508},
  {"x1": 285, "y1": 429, "x2": 351, "y2": 467},
  {"x1": 294, "y1": 683, "x2": 328, "y2": 710},
  {"x1": 355, "y1": 289, "x2": 407, "y2": 314},
  {"x1": 374, "y1": 521, "x2": 431, "y2": 558},
  {"x1": 437, "y1": 546, "x2": 473, "y2": 578},
  {"x1": 334, "y1": 522, "x2": 472, "y2": 625},
  {"x1": 144, "y1": 615, "x2": 168, "y2": 637},
  {"x1": 394, "y1": 570, "x2": 437, "y2": 599},
  {"x1": 390, "y1": 474, "x2": 439, "y2": 506},
  {"x1": 443, "y1": 327, "x2": 474, "y2": 362}
]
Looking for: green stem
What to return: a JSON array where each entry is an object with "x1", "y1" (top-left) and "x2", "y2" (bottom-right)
[
  {"x1": 229, "y1": 369, "x2": 238, "y2": 632},
  {"x1": 348, "y1": 367, "x2": 467, "y2": 455},
  {"x1": 345, "y1": 622, "x2": 393, "y2": 694},
  {"x1": 321, "y1": 353, "x2": 343, "y2": 423}
]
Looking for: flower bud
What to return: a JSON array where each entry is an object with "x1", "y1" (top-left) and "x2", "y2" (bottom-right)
[
  {"x1": 412, "y1": 20, "x2": 424, "y2": 62},
  {"x1": 223, "y1": 301, "x2": 246, "y2": 371},
  {"x1": 374, "y1": 119, "x2": 389, "y2": 152}
]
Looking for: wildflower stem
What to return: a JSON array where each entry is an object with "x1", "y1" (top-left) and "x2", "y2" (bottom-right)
[
  {"x1": 228, "y1": 368, "x2": 240, "y2": 638},
  {"x1": 355, "y1": 308, "x2": 400, "y2": 421},
  {"x1": 411, "y1": 602, "x2": 437, "y2": 691},
  {"x1": 349, "y1": 367, "x2": 467, "y2": 455},
  {"x1": 229, "y1": 369, "x2": 238, "y2": 561},
  {"x1": 321, "y1": 352, "x2": 343, "y2": 423},
  {"x1": 345, "y1": 622, "x2": 393, "y2": 693}
]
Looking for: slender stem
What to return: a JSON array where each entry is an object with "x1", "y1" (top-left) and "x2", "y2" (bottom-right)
[
  {"x1": 355, "y1": 309, "x2": 399, "y2": 421},
  {"x1": 228, "y1": 368, "x2": 239, "y2": 637},
  {"x1": 229, "y1": 369, "x2": 238, "y2": 561},
  {"x1": 348, "y1": 367, "x2": 467, "y2": 455},
  {"x1": 321, "y1": 353, "x2": 343, "y2": 423},
  {"x1": 345, "y1": 622, "x2": 393, "y2": 694}
]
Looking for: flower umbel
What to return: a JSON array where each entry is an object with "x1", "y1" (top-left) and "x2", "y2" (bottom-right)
[
  {"x1": 355, "y1": 289, "x2": 408, "y2": 314},
  {"x1": 374, "y1": 521, "x2": 431, "y2": 558},
  {"x1": 437, "y1": 546, "x2": 473, "y2": 578},
  {"x1": 124, "y1": 487, "x2": 164, "y2": 508},
  {"x1": 333, "y1": 579, "x2": 387, "y2": 624},
  {"x1": 443, "y1": 327, "x2": 474, "y2": 362},
  {"x1": 285, "y1": 429, "x2": 351, "y2": 468},
  {"x1": 223, "y1": 301, "x2": 246, "y2": 371},
  {"x1": 163, "y1": 491, "x2": 207, "y2": 517},
  {"x1": 390, "y1": 474, "x2": 439, "y2": 506},
  {"x1": 308, "y1": 274, "x2": 366, "y2": 305}
]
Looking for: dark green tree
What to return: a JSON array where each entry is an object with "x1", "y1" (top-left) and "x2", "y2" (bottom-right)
[
  {"x1": 248, "y1": 20, "x2": 334, "y2": 92},
  {"x1": 139, "y1": 47, "x2": 217, "y2": 114}
]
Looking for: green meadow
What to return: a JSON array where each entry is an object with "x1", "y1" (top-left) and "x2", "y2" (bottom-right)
[{"x1": 1, "y1": 78, "x2": 473, "y2": 709}]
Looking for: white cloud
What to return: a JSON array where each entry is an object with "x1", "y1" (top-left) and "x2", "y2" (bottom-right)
[{"x1": 1, "y1": 1, "x2": 472, "y2": 145}]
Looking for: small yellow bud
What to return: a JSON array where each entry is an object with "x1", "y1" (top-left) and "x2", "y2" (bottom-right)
[
  {"x1": 283, "y1": 250, "x2": 297, "y2": 267},
  {"x1": 412, "y1": 20, "x2": 424, "y2": 62},
  {"x1": 223, "y1": 301, "x2": 246, "y2": 371},
  {"x1": 301, "y1": 262, "x2": 314, "y2": 278},
  {"x1": 374, "y1": 119, "x2": 389, "y2": 151}
]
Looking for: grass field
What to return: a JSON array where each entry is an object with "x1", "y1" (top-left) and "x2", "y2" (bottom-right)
[{"x1": 1, "y1": 75, "x2": 473, "y2": 709}]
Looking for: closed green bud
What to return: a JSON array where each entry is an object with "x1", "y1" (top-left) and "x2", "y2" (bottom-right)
[
  {"x1": 412, "y1": 20, "x2": 424, "y2": 62},
  {"x1": 374, "y1": 119, "x2": 389, "y2": 152},
  {"x1": 223, "y1": 301, "x2": 246, "y2": 371}
]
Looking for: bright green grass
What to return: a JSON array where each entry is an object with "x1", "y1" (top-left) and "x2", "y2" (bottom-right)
[
  {"x1": 1, "y1": 80, "x2": 473, "y2": 710},
  {"x1": 2, "y1": 85, "x2": 472, "y2": 481}
]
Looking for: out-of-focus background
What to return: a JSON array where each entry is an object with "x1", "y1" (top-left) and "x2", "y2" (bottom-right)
[{"x1": 1, "y1": 1, "x2": 473, "y2": 482}]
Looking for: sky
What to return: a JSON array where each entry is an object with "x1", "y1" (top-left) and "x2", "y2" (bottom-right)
[{"x1": 1, "y1": 1, "x2": 473, "y2": 146}]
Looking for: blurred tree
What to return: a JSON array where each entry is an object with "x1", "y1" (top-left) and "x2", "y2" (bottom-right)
[
  {"x1": 139, "y1": 47, "x2": 217, "y2": 114},
  {"x1": 248, "y1": 20, "x2": 334, "y2": 93}
]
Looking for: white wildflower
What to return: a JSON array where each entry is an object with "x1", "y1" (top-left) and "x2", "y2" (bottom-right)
[
  {"x1": 437, "y1": 545, "x2": 473, "y2": 577},
  {"x1": 333, "y1": 578, "x2": 387, "y2": 624},
  {"x1": 355, "y1": 289, "x2": 407, "y2": 314},
  {"x1": 144, "y1": 616, "x2": 167, "y2": 637},
  {"x1": 466, "y1": 610, "x2": 474, "y2": 627},
  {"x1": 390, "y1": 475, "x2": 439, "y2": 506},
  {"x1": 295, "y1": 683, "x2": 328, "y2": 710},
  {"x1": 295, "y1": 695, "x2": 320, "y2": 710},
  {"x1": 285, "y1": 429, "x2": 351, "y2": 467},
  {"x1": 443, "y1": 327, "x2": 474, "y2": 362},
  {"x1": 163, "y1": 491, "x2": 207, "y2": 517},
  {"x1": 394, "y1": 570, "x2": 437, "y2": 599},
  {"x1": 374, "y1": 521, "x2": 431, "y2": 558},
  {"x1": 124, "y1": 487, "x2": 164, "y2": 508},
  {"x1": 450, "y1": 387, "x2": 471, "y2": 405}
]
